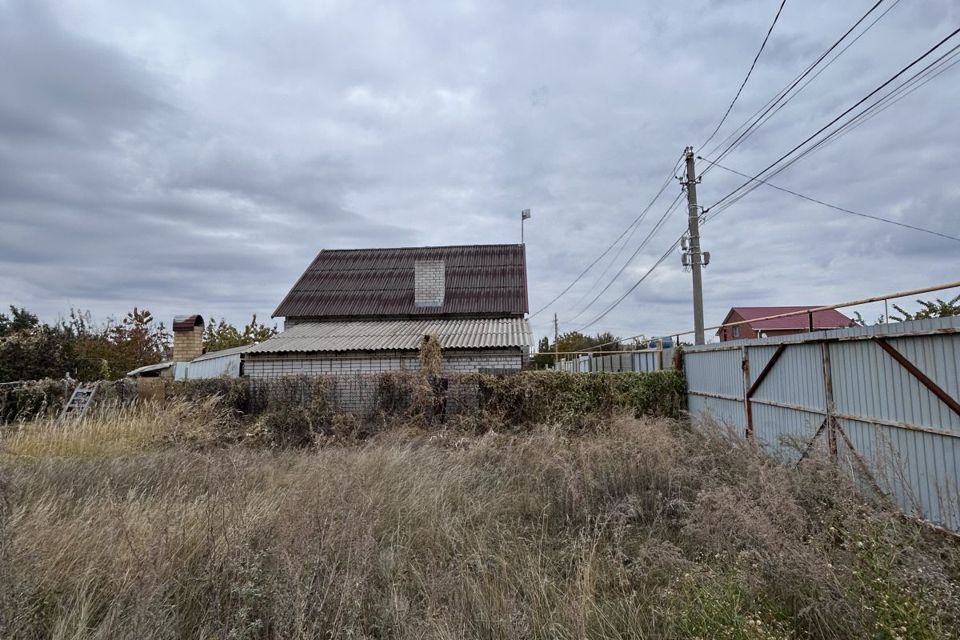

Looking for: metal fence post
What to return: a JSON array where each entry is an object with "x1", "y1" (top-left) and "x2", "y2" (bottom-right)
[
  {"x1": 741, "y1": 346, "x2": 752, "y2": 440},
  {"x1": 821, "y1": 342, "x2": 838, "y2": 458}
]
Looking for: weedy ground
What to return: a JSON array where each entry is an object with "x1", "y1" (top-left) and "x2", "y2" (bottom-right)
[{"x1": 1, "y1": 401, "x2": 959, "y2": 639}]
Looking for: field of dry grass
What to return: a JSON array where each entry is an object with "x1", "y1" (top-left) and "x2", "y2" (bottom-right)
[{"x1": 2, "y1": 402, "x2": 959, "y2": 639}]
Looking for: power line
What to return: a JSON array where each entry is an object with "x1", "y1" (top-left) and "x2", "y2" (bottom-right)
[
  {"x1": 712, "y1": 37, "x2": 960, "y2": 216},
  {"x1": 565, "y1": 163, "x2": 682, "y2": 314},
  {"x1": 576, "y1": 27, "x2": 960, "y2": 337},
  {"x1": 705, "y1": 38, "x2": 960, "y2": 222},
  {"x1": 699, "y1": 157, "x2": 960, "y2": 243},
  {"x1": 703, "y1": 0, "x2": 896, "y2": 165},
  {"x1": 704, "y1": 27, "x2": 960, "y2": 218},
  {"x1": 579, "y1": 234, "x2": 684, "y2": 331},
  {"x1": 549, "y1": 13, "x2": 958, "y2": 338},
  {"x1": 699, "y1": 0, "x2": 789, "y2": 151},
  {"x1": 566, "y1": 190, "x2": 686, "y2": 323},
  {"x1": 528, "y1": 155, "x2": 683, "y2": 318},
  {"x1": 779, "y1": 44, "x2": 960, "y2": 165}
]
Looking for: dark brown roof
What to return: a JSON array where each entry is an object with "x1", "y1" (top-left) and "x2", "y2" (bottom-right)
[
  {"x1": 273, "y1": 244, "x2": 528, "y2": 319},
  {"x1": 172, "y1": 314, "x2": 204, "y2": 331}
]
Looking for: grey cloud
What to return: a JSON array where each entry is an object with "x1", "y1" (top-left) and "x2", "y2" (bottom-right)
[
  {"x1": 1, "y1": 0, "x2": 957, "y2": 339},
  {"x1": 0, "y1": 2, "x2": 165, "y2": 147}
]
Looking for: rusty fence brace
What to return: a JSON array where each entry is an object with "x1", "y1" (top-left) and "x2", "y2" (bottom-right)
[
  {"x1": 742, "y1": 344, "x2": 786, "y2": 440},
  {"x1": 873, "y1": 337, "x2": 960, "y2": 418}
]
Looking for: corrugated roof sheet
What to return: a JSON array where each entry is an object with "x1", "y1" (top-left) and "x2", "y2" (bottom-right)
[
  {"x1": 126, "y1": 361, "x2": 174, "y2": 377},
  {"x1": 272, "y1": 244, "x2": 528, "y2": 318},
  {"x1": 246, "y1": 318, "x2": 533, "y2": 354},
  {"x1": 191, "y1": 344, "x2": 254, "y2": 362}
]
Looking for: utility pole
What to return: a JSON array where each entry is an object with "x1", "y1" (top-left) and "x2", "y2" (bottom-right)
[
  {"x1": 553, "y1": 313, "x2": 559, "y2": 368},
  {"x1": 682, "y1": 146, "x2": 707, "y2": 345}
]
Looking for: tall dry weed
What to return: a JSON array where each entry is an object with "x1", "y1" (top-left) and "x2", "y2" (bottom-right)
[{"x1": 1, "y1": 405, "x2": 958, "y2": 639}]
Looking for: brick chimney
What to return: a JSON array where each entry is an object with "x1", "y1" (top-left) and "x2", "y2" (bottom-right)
[
  {"x1": 172, "y1": 314, "x2": 204, "y2": 362},
  {"x1": 414, "y1": 259, "x2": 445, "y2": 308}
]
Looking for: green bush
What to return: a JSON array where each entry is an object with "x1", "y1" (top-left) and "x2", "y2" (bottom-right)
[
  {"x1": 165, "y1": 378, "x2": 253, "y2": 416},
  {"x1": 475, "y1": 370, "x2": 686, "y2": 428}
]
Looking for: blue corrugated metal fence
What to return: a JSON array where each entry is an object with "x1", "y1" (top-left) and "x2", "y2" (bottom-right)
[
  {"x1": 555, "y1": 348, "x2": 674, "y2": 373},
  {"x1": 684, "y1": 317, "x2": 960, "y2": 531}
]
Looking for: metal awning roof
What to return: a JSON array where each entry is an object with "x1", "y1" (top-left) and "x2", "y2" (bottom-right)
[
  {"x1": 246, "y1": 318, "x2": 532, "y2": 354},
  {"x1": 190, "y1": 344, "x2": 254, "y2": 362},
  {"x1": 126, "y1": 361, "x2": 175, "y2": 377}
]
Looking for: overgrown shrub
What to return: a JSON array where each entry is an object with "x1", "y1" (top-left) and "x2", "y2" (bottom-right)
[
  {"x1": 165, "y1": 377, "x2": 253, "y2": 416},
  {"x1": 374, "y1": 371, "x2": 422, "y2": 418},
  {"x1": 0, "y1": 378, "x2": 137, "y2": 424},
  {"x1": 163, "y1": 370, "x2": 686, "y2": 436},
  {"x1": 249, "y1": 377, "x2": 334, "y2": 447},
  {"x1": 475, "y1": 370, "x2": 685, "y2": 428},
  {"x1": 2, "y1": 371, "x2": 685, "y2": 438},
  {"x1": 373, "y1": 371, "x2": 447, "y2": 427},
  {"x1": 0, "y1": 379, "x2": 73, "y2": 424}
]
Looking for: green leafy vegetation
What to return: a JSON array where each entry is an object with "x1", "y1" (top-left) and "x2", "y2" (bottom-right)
[
  {"x1": 0, "y1": 305, "x2": 281, "y2": 382},
  {"x1": 0, "y1": 306, "x2": 169, "y2": 382},
  {"x1": 856, "y1": 294, "x2": 960, "y2": 325},
  {"x1": 892, "y1": 294, "x2": 960, "y2": 321},
  {"x1": 202, "y1": 315, "x2": 278, "y2": 353},
  {"x1": 530, "y1": 331, "x2": 624, "y2": 369}
]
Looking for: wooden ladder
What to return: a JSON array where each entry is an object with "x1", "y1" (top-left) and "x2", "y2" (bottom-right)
[{"x1": 57, "y1": 383, "x2": 98, "y2": 424}]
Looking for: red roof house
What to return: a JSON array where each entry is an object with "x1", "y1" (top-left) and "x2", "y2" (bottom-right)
[{"x1": 718, "y1": 306, "x2": 854, "y2": 341}]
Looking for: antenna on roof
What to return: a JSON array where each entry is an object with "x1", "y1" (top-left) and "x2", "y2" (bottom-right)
[{"x1": 521, "y1": 209, "x2": 531, "y2": 244}]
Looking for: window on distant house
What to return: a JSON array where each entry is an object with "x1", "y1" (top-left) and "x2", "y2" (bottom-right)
[{"x1": 732, "y1": 326, "x2": 741, "y2": 338}]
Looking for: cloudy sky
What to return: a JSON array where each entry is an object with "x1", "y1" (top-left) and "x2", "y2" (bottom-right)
[{"x1": 1, "y1": 0, "x2": 957, "y2": 342}]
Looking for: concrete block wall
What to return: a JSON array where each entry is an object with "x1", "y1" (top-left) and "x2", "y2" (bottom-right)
[{"x1": 414, "y1": 259, "x2": 445, "y2": 307}]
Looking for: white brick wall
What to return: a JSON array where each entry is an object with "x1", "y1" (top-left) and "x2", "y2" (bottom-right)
[
  {"x1": 245, "y1": 349, "x2": 523, "y2": 414},
  {"x1": 245, "y1": 349, "x2": 523, "y2": 380},
  {"x1": 414, "y1": 259, "x2": 445, "y2": 307}
]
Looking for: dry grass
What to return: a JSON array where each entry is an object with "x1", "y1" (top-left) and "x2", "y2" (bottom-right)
[
  {"x1": 1, "y1": 405, "x2": 959, "y2": 639},
  {"x1": 1, "y1": 399, "x2": 227, "y2": 459}
]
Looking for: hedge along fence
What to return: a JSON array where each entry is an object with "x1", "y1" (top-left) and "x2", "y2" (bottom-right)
[
  {"x1": 473, "y1": 370, "x2": 686, "y2": 427},
  {"x1": 163, "y1": 370, "x2": 686, "y2": 430},
  {"x1": 0, "y1": 379, "x2": 137, "y2": 424},
  {"x1": 2, "y1": 371, "x2": 687, "y2": 431}
]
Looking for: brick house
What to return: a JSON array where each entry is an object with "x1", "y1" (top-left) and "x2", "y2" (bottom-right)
[
  {"x1": 244, "y1": 244, "x2": 532, "y2": 378},
  {"x1": 717, "y1": 306, "x2": 854, "y2": 342}
]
